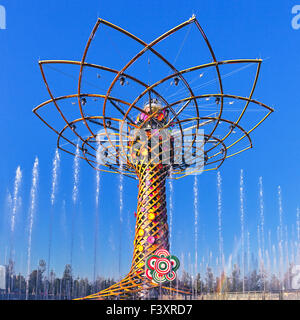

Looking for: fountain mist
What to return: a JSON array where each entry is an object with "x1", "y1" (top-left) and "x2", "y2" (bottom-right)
[
  {"x1": 284, "y1": 225, "x2": 290, "y2": 288},
  {"x1": 119, "y1": 168, "x2": 124, "y2": 279},
  {"x1": 217, "y1": 171, "x2": 224, "y2": 270},
  {"x1": 93, "y1": 142, "x2": 102, "y2": 285},
  {"x1": 258, "y1": 177, "x2": 265, "y2": 267},
  {"x1": 72, "y1": 145, "x2": 80, "y2": 204},
  {"x1": 168, "y1": 169, "x2": 174, "y2": 252},
  {"x1": 297, "y1": 207, "x2": 300, "y2": 264},
  {"x1": 257, "y1": 225, "x2": 261, "y2": 268},
  {"x1": 70, "y1": 145, "x2": 80, "y2": 276},
  {"x1": 11, "y1": 166, "x2": 22, "y2": 237},
  {"x1": 50, "y1": 149, "x2": 60, "y2": 206},
  {"x1": 94, "y1": 169, "x2": 101, "y2": 283},
  {"x1": 8, "y1": 167, "x2": 22, "y2": 299},
  {"x1": 239, "y1": 169, "x2": 245, "y2": 292},
  {"x1": 272, "y1": 244, "x2": 277, "y2": 276},
  {"x1": 278, "y1": 186, "x2": 284, "y2": 287},
  {"x1": 26, "y1": 157, "x2": 39, "y2": 300},
  {"x1": 48, "y1": 150, "x2": 60, "y2": 287},
  {"x1": 247, "y1": 231, "x2": 250, "y2": 275},
  {"x1": 193, "y1": 175, "x2": 199, "y2": 284}
]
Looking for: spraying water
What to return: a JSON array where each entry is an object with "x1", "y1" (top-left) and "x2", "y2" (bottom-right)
[
  {"x1": 70, "y1": 145, "x2": 80, "y2": 281},
  {"x1": 72, "y1": 145, "x2": 80, "y2": 204},
  {"x1": 168, "y1": 169, "x2": 174, "y2": 252},
  {"x1": 26, "y1": 157, "x2": 39, "y2": 300},
  {"x1": 247, "y1": 231, "x2": 250, "y2": 275},
  {"x1": 48, "y1": 150, "x2": 60, "y2": 293},
  {"x1": 201, "y1": 255, "x2": 205, "y2": 294},
  {"x1": 6, "y1": 192, "x2": 12, "y2": 258},
  {"x1": 95, "y1": 170, "x2": 101, "y2": 208},
  {"x1": 108, "y1": 224, "x2": 116, "y2": 279},
  {"x1": 225, "y1": 254, "x2": 233, "y2": 276},
  {"x1": 6, "y1": 191, "x2": 12, "y2": 217},
  {"x1": 291, "y1": 235, "x2": 295, "y2": 267},
  {"x1": 217, "y1": 171, "x2": 224, "y2": 271},
  {"x1": 11, "y1": 167, "x2": 22, "y2": 236},
  {"x1": 272, "y1": 244, "x2": 277, "y2": 275},
  {"x1": 94, "y1": 143, "x2": 102, "y2": 284},
  {"x1": 257, "y1": 224, "x2": 265, "y2": 291},
  {"x1": 284, "y1": 225, "x2": 290, "y2": 289},
  {"x1": 268, "y1": 230, "x2": 272, "y2": 261},
  {"x1": 119, "y1": 173, "x2": 124, "y2": 217},
  {"x1": 193, "y1": 175, "x2": 199, "y2": 285},
  {"x1": 277, "y1": 186, "x2": 284, "y2": 287},
  {"x1": 119, "y1": 165, "x2": 124, "y2": 279},
  {"x1": 265, "y1": 249, "x2": 271, "y2": 283},
  {"x1": 258, "y1": 246, "x2": 262, "y2": 276},
  {"x1": 209, "y1": 250, "x2": 213, "y2": 267},
  {"x1": 61, "y1": 199, "x2": 67, "y2": 241},
  {"x1": 94, "y1": 169, "x2": 101, "y2": 283},
  {"x1": 188, "y1": 251, "x2": 192, "y2": 296},
  {"x1": 247, "y1": 232, "x2": 251, "y2": 291},
  {"x1": 8, "y1": 167, "x2": 22, "y2": 299},
  {"x1": 257, "y1": 225, "x2": 262, "y2": 268},
  {"x1": 167, "y1": 169, "x2": 174, "y2": 295},
  {"x1": 180, "y1": 252, "x2": 185, "y2": 280},
  {"x1": 50, "y1": 149, "x2": 60, "y2": 206},
  {"x1": 239, "y1": 169, "x2": 245, "y2": 292},
  {"x1": 258, "y1": 177, "x2": 265, "y2": 267},
  {"x1": 297, "y1": 207, "x2": 300, "y2": 264}
]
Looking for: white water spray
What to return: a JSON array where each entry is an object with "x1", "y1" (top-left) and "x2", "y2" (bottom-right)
[
  {"x1": 239, "y1": 169, "x2": 245, "y2": 292},
  {"x1": 257, "y1": 225, "x2": 262, "y2": 266},
  {"x1": 94, "y1": 142, "x2": 102, "y2": 283},
  {"x1": 247, "y1": 231, "x2": 250, "y2": 275},
  {"x1": 94, "y1": 168, "x2": 101, "y2": 282},
  {"x1": 265, "y1": 250, "x2": 271, "y2": 282},
  {"x1": 193, "y1": 175, "x2": 199, "y2": 281},
  {"x1": 217, "y1": 171, "x2": 224, "y2": 270},
  {"x1": 72, "y1": 145, "x2": 80, "y2": 204},
  {"x1": 268, "y1": 230, "x2": 272, "y2": 262},
  {"x1": 48, "y1": 150, "x2": 60, "y2": 280},
  {"x1": 11, "y1": 166, "x2": 22, "y2": 235},
  {"x1": 297, "y1": 207, "x2": 300, "y2": 264},
  {"x1": 258, "y1": 177, "x2": 265, "y2": 266},
  {"x1": 95, "y1": 171, "x2": 101, "y2": 208},
  {"x1": 257, "y1": 225, "x2": 265, "y2": 290},
  {"x1": 272, "y1": 244, "x2": 277, "y2": 275},
  {"x1": 26, "y1": 157, "x2": 39, "y2": 300},
  {"x1": 6, "y1": 191, "x2": 12, "y2": 214},
  {"x1": 8, "y1": 167, "x2": 22, "y2": 299},
  {"x1": 96, "y1": 138, "x2": 102, "y2": 208},
  {"x1": 119, "y1": 172, "x2": 124, "y2": 220},
  {"x1": 180, "y1": 252, "x2": 185, "y2": 279},
  {"x1": 168, "y1": 169, "x2": 174, "y2": 252},
  {"x1": 285, "y1": 225, "x2": 290, "y2": 288},
  {"x1": 119, "y1": 164, "x2": 124, "y2": 279},
  {"x1": 278, "y1": 186, "x2": 284, "y2": 287},
  {"x1": 50, "y1": 149, "x2": 60, "y2": 206},
  {"x1": 225, "y1": 254, "x2": 233, "y2": 276},
  {"x1": 291, "y1": 235, "x2": 295, "y2": 267},
  {"x1": 70, "y1": 145, "x2": 80, "y2": 276}
]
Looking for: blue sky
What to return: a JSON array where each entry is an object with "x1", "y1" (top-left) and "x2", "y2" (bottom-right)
[{"x1": 0, "y1": 0, "x2": 299, "y2": 280}]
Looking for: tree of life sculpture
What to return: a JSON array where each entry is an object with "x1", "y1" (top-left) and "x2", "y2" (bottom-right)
[{"x1": 33, "y1": 16, "x2": 273, "y2": 299}]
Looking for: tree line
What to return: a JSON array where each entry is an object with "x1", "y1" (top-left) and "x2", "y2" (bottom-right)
[{"x1": 0, "y1": 259, "x2": 296, "y2": 300}]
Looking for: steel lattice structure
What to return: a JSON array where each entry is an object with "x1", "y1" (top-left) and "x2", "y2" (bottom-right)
[{"x1": 33, "y1": 16, "x2": 273, "y2": 300}]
